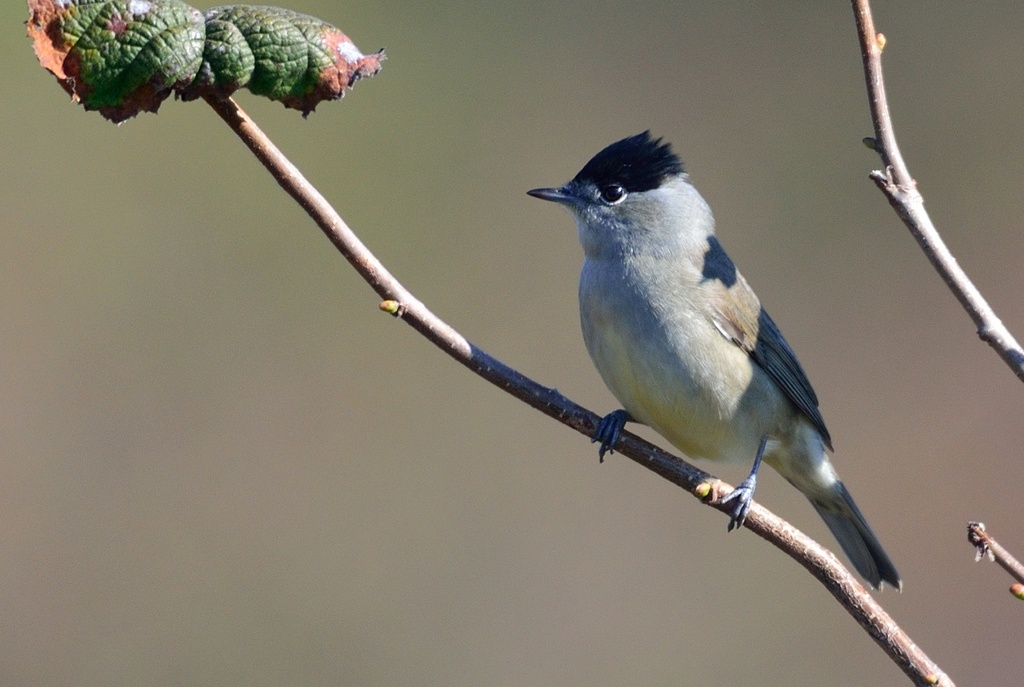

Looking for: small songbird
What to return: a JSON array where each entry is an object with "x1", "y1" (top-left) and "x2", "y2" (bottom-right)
[{"x1": 528, "y1": 132, "x2": 900, "y2": 590}]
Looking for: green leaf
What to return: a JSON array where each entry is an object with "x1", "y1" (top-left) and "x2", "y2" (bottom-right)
[{"x1": 27, "y1": 0, "x2": 384, "y2": 122}]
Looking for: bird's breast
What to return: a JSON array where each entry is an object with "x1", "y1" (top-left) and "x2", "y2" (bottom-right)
[{"x1": 578, "y1": 256, "x2": 772, "y2": 463}]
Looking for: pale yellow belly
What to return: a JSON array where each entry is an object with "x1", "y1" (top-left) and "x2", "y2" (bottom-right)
[{"x1": 582, "y1": 295, "x2": 776, "y2": 464}]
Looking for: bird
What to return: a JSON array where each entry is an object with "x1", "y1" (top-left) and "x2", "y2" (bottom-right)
[{"x1": 527, "y1": 131, "x2": 901, "y2": 590}]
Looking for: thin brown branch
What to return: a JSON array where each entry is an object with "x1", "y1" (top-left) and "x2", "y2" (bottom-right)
[
  {"x1": 203, "y1": 93, "x2": 950, "y2": 686},
  {"x1": 968, "y1": 522, "x2": 1024, "y2": 593},
  {"x1": 852, "y1": 0, "x2": 1024, "y2": 380}
]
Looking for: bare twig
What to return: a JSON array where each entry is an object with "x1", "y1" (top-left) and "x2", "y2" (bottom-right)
[
  {"x1": 202, "y1": 93, "x2": 951, "y2": 686},
  {"x1": 852, "y1": 0, "x2": 1024, "y2": 380},
  {"x1": 968, "y1": 522, "x2": 1024, "y2": 597}
]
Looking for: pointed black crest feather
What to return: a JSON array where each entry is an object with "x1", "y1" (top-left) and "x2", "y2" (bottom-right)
[{"x1": 572, "y1": 131, "x2": 684, "y2": 193}]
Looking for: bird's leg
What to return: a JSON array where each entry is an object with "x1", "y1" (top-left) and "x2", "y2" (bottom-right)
[
  {"x1": 719, "y1": 436, "x2": 769, "y2": 531},
  {"x1": 592, "y1": 409, "x2": 632, "y2": 462}
]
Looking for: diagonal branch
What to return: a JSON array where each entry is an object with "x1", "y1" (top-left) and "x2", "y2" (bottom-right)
[
  {"x1": 852, "y1": 0, "x2": 1024, "y2": 380},
  {"x1": 202, "y1": 93, "x2": 952, "y2": 686},
  {"x1": 968, "y1": 522, "x2": 1024, "y2": 591}
]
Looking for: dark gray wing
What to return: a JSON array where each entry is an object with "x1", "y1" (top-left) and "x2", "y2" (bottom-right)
[
  {"x1": 750, "y1": 309, "x2": 832, "y2": 450},
  {"x1": 701, "y1": 239, "x2": 832, "y2": 450}
]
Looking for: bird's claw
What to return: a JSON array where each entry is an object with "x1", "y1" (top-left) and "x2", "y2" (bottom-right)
[
  {"x1": 719, "y1": 475, "x2": 757, "y2": 531},
  {"x1": 592, "y1": 409, "x2": 630, "y2": 462}
]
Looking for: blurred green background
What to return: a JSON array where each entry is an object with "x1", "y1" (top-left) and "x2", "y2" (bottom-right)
[{"x1": 4, "y1": 1, "x2": 1023, "y2": 685}]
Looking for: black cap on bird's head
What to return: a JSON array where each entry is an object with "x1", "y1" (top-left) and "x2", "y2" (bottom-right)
[
  {"x1": 527, "y1": 131, "x2": 686, "y2": 208},
  {"x1": 573, "y1": 131, "x2": 684, "y2": 192}
]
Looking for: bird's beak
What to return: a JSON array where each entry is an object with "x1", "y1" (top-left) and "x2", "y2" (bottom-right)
[{"x1": 527, "y1": 186, "x2": 575, "y2": 205}]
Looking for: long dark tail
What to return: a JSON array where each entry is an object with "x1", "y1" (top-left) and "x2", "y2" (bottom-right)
[{"x1": 810, "y1": 481, "x2": 901, "y2": 590}]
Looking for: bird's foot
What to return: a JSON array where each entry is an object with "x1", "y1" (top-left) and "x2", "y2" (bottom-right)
[
  {"x1": 718, "y1": 436, "x2": 768, "y2": 531},
  {"x1": 592, "y1": 409, "x2": 630, "y2": 462},
  {"x1": 718, "y1": 474, "x2": 757, "y2": 532}
]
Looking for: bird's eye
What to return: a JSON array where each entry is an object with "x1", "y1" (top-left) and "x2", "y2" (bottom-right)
[{"x1": 599, "y1": 184, "x2": 627, "y2": 205}]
